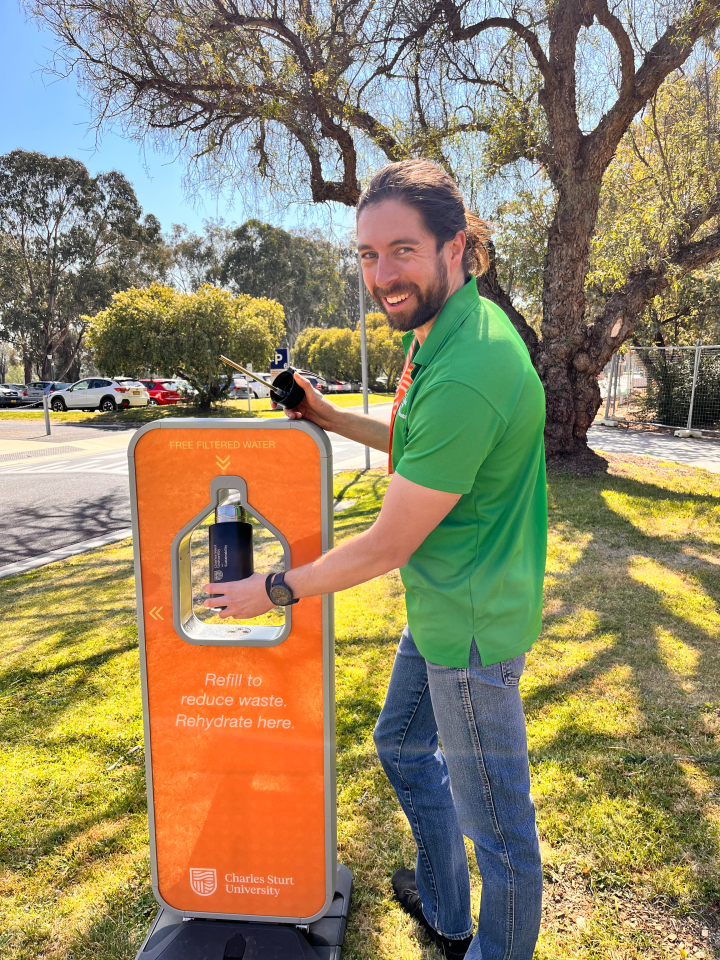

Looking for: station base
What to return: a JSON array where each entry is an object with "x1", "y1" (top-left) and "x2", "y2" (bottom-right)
[{"x1": 135, "y1": 864, "x2": 352, "y2": 960}]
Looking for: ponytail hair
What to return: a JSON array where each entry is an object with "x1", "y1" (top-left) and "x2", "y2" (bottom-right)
[
  {"x1": 357, "y1": 159, "x2": 491, "y2": 277},
  {"x1": 463, "y1": 209, "x2": 491, "y2": 277}
]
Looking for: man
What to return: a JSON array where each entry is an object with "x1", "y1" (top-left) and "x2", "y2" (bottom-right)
[{"x1": 204, "y1": 159, "x2": 547, "y2": 959}]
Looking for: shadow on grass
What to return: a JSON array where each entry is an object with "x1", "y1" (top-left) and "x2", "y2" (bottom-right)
[
  {"x1": 56, "y1": 863, "x2": 157, "y2": 960},
  {"x1": 528, "y1": 468, "x2": 720, "y2": 916},
  {"x1": 333, "y1": 466, "x2": 720, "y2": 948},
  {"x1": 0, "y1": 545, "x2": 144, "y2": 877}
]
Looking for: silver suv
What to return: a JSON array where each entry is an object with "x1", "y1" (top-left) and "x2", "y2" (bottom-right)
[
  {"x1": 22, "y1": 381, "x2": 72, "y2": 403},
  {"x1": 0, "y1": 383, "x2": 25, "y2": 407}
]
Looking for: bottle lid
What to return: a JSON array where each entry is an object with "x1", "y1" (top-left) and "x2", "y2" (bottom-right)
[{"x1": 215, "y1": 503, "x2": 247, "y2": 523}]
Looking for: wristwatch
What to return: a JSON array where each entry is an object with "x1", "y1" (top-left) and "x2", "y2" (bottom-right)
[{"x1": 265, "y1": 571, "x2": 299, "y2": 606}]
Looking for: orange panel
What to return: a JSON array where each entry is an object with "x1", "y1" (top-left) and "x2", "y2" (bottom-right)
[{"x1": 131, "y1": 424, "x2": 332, "y2": 920}]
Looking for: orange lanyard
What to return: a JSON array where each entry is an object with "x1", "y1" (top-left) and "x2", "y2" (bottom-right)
[{"x1": 388, "y1": 339, "x2": 418, "y2": 473}]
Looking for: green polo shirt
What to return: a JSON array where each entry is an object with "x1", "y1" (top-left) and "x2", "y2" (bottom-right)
[{"x1": 392, "y1": 276, "x2": 547, "y2": 668}]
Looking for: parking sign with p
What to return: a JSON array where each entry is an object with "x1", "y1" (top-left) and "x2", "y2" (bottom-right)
[{"x1": 272, "y1": 348, "x2": 289, "y2": 372}]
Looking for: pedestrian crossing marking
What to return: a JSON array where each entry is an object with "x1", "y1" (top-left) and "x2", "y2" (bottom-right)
[{"x1": 0, "y1": 452, "x2": 129, "y2": 475}]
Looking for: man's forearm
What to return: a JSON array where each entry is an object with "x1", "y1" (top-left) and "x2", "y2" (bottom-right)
[
  {"x1": 203, "y1": 474, "x2": 461, "y2": 619},
  {"x1": 327, "y1": 408, "x2": 390, "y2": 452},
  {"x1": 284, "y1": 525, "x2": 403, "y2": 599}
]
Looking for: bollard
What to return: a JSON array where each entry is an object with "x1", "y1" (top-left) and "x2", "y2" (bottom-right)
[{"x1": 42, "y1": 393, "x2": 51, "y2": 436}]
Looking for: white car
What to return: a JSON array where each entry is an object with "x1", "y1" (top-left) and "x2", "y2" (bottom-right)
[
  {"x1": 229, "y1": 373, "x2": 272, "y2": 400},
  {"x1": 50, "y1": 378, "x2": 149, "y2": 412}
]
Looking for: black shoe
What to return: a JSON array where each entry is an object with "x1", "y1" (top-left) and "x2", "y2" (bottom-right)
[{"x1": 391, "y1": 869, "x2": 474, "y2": 959}]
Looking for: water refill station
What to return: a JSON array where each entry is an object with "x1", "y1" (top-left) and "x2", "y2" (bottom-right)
[{"x1": 128, "y1": 417, "x2": 351, "y2": 960}]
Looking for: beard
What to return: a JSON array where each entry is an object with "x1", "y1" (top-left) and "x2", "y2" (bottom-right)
[{"x1": 372, "y1": 257, "x2": 450, "y2": 332}]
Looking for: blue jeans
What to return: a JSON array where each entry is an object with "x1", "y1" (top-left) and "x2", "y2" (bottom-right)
[{"x1": 373, "y1": 628, "x2": 542, "y2": 960}]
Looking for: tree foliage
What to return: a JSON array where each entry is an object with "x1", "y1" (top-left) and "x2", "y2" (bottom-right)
[
  {"x1": 88, "y1": 283, "x2": 285, "y2": 408},
  {"x1": 0, "y1": 149, "x2": 167, "y2": 382},
  {"x1": 219, "y1": 220, "x2": 350, "y2": 343},
  {"x1": 165, "y1": 219, "x2": 360, "y2": 343},
  {"x1": 168, "y1": 221, "x2": 230, "y2": 293},
  {"x1": 293, "y1": 313, "x2": 404, "y2": 389},
  {"x1": 28, "y1": 0, "x2": 720, "y2": 454},
  {"x1": 636, "y1": 265, "x2": 720, "y2": 346},
  {"x1": 497, "y1": 64, "x2": 720, "y2": 349},
  {"x1": 590, "y1": 65, "x2": 720, "y2": 295}
]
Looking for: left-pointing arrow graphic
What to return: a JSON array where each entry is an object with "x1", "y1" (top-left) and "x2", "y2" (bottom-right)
[{"x1": 149, "y1": 606, "x2": 163, "y2": 620}]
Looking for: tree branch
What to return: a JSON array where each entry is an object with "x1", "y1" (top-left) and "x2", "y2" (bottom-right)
[
  {"x1": 593, "y1": 0, "x2": 635, "y2": 97},
  {"x1": 291, "y1": 124, "x2": 360, "y2": 205},
  {"x1": 344, "y1": 104, "x2": 403, "y2": 160},
  {"x1": 589, "y1": 226, "x2": 720, "y2": 368},
  {"x1": 444, "y1": 9, "x2": 553, "y2": 85},
  {"x1": 585, "y1": 0, "x2": 720, "y2": 174}
]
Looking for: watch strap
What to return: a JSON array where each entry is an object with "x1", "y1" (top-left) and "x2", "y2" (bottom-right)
[
  {"x1": 265, "y1": 572, "x2": 275, "y2": 602},
  {"x1": 266, "y1": 571, "x2": 299, "y2": 605}
]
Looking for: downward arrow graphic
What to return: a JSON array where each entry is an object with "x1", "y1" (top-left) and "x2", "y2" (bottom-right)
[{"x1": 216, "y1": 455, "x2": 231, "y2": 470}]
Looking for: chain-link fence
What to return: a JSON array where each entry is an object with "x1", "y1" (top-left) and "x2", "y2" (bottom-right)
[{"x1": 601, "y1": 345, "x2": 720, "y2": 434}]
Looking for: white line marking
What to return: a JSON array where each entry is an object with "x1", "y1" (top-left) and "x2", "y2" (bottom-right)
[{"x1": 0, "y1": 452, "x2": 129, "y2": 475}]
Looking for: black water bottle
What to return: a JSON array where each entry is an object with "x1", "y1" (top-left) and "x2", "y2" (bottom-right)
[{"x1": 208, "y1": 503, "x2": 254, "y2": 590}]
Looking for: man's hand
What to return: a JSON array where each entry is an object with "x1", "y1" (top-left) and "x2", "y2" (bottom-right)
[
  {"x1": 284, "y1": 372, "x2": 341, "y2": 431},
  {"x1": 284, "y1": 371, "x2": 391, "y2": 452},
  {"x1": 202, "y1": 572, "x2": 275, "y2": 619}
]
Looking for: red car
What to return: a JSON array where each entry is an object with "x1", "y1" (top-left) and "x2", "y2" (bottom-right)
[{"x1": 139, "y1": 379, "x2": 183, "y2": 405}]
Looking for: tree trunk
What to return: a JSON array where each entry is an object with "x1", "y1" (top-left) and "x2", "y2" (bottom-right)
[
  {"x1": 56, "y1": 328, "x2": 86, "y2": 382},
  {"x1": 23, "y1": 349, "x2": 32, "y2": 384},
  {"x1": 536, "y1": 180, "x2": 603, "y2": 456}
]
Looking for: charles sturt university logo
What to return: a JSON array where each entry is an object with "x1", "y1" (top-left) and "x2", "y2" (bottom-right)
[{"x1": 189, "y1": 867, "x2": 217, "y2": 896}]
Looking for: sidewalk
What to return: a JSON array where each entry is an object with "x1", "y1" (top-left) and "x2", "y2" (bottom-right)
[
  {"x1": 0, "y1": 422, "x2": 138, "y2": 462},
  {"x1": 588, "y1": 425, "x2": 720, "y2": 473}
]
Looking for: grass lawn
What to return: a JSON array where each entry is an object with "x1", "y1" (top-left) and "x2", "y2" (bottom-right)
[
  {"x1": 1, "y1": 454, "x2": 720, "y2": 959},
  {"x1": 0, "y1": 393, "x2": 393, "y2": 426}
]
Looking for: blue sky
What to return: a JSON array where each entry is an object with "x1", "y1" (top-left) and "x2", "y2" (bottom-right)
[{"x1": 1, "y1": 3, "x2": 353, "y2": 236}]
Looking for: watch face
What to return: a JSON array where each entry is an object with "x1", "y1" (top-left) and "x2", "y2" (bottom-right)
[{"x1": 270, "y1": 583, "x2": 293, "y2": 606}]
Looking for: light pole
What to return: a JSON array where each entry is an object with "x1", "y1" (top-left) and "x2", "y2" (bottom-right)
[{"x1": 358, "y1": 259, "x2": 370, "y2": 470}]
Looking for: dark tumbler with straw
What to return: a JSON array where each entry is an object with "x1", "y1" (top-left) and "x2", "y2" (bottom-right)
[{"x1": 219, "y1": 356, "x2": 306, "y2": 410}]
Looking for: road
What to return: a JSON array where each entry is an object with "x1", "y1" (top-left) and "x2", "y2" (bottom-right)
[{"x1": 0, "y1": 414, "x2": 391, "y2": 567}]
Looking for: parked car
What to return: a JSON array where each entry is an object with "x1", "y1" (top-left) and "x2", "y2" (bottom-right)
[
  {"x1": 229, "y1": 373, "x2": 272, "y2": 400},
  {"x1": 325, "y1": 378, "x2": 352, "y2": 394},
  {"x1": 148, "y1": 377, "x2": 197, "y2": 400},
  {"x1": 22, "y1": 381, "x2": 72, "y2": 403},
  {"x1": 0, "y1": 383, "x2": 26, "y2": 407},
  {"x1": 50, "y1": 378, "x2": 149, "y2": 412},
  {"x1": 295, "y1": 370, "x2": 328, "y2": 393},
  {"x1": 171, "y1": 379, "x2": 197, "y2": 400},
  {"x1": 137, "y1": 379, "x2": 183, "y2": 405}
]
